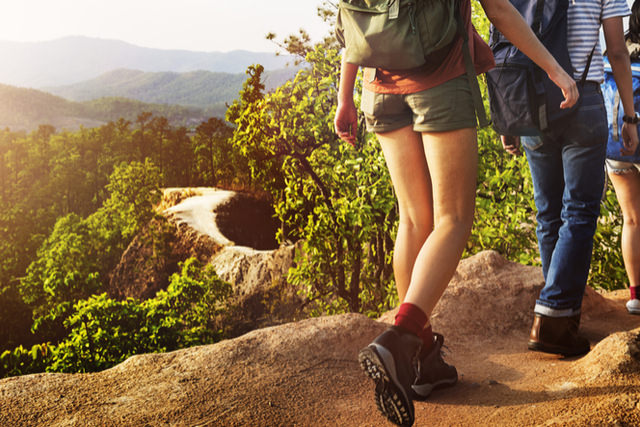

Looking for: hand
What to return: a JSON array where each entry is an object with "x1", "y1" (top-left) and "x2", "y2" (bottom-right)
[
  {"x1": 621, "y1": 122, "x2": 640, "y2": 156},
  {"x1": 548, "y1": 67, "x2": 579, "y2": 109},
  {"x1": 335, "y1": 98, "x2": 358, "y2": 147},
  {"x1": 501, "y1": 135, "x2": 522, "y2": 156}
]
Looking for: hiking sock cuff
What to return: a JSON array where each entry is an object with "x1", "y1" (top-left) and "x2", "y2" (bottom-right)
[
  {"x1": 395, "y1": 302, "x2": 428, "y2": 337},
  {"x1": 631, "y1": 286, "x2": 638, "y2": 300}
]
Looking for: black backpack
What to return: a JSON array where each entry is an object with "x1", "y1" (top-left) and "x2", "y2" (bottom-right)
[{"x1": 486, "y1": 0, "x2": 592, "y2": 136}]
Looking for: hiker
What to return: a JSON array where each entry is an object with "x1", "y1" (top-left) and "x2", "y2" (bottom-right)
[
  {"x1": 334, "y1": 0, "x2": 578, "y2": 425},
  {"x1": 500, "y1": 0, "x2": 638, "y2": 354},
  {"x1": 603, "y1": 0, "x2": 640, "y2": 316}
]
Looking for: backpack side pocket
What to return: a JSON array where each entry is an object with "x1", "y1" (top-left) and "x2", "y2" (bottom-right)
[{"x1": 487, "y1": 64, "x2": 539, "y2": 136}]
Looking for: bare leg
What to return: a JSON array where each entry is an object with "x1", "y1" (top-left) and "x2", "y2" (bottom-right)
[
  {"x1": 377, "y1": 126, "x2": 433, "y2": 303},
  {"x1": 378, "y1": 126, "x2": 477, "y2": 316},
  {"x1": 609, "y1": 170, "x2": 640, "y2": 289},
  {"x1": 403, "y1": 128, "x2": 477, "y2": 316}
]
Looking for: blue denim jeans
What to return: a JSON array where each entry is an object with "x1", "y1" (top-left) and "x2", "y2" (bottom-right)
[{"x1": 522, "y1": 83, "x2": 608, "y2": 317}]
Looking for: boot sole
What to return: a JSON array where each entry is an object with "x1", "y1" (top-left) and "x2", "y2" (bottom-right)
[
  {"x1": 527, "y1": 340, "x2": 590, "y2": 357},
  {"x1": 358, "y1": 345, "x2": 414, "y2": 427}
]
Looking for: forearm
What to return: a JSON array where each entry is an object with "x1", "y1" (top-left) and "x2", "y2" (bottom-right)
[
  {"x1": 604, "y1": 17, "x2": 635, "y2": 117},
  {"x1": 609, "y1": 51, "x2": 635, "y2": 116},
  {"x1": 338, "y1": 57, "x2": 359, "y2": 104}
]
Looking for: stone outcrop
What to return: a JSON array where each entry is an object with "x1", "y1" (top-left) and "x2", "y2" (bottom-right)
[
  {"x1": 108, "y1": 188, "x2": 299, "y2": 309},
  {"x1": 3, "y1": 251, "x2": 640, "y2": 426},
  {"x1": 107, "y1": 218, "x2": 221, "y2": 300},
  {"x1": 0, "y1": 313, "x2": 383, "y2": 426}
]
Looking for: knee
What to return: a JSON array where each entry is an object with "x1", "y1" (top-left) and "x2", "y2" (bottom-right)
[
  {"x1": 435, "y1": 213, "x2": 474, "y2": 239},
  {"x1": 398, "y1": 210, "x2": 433, "y2": 239},
  {"x1": 624, "y1": 214, "x2": 640, "y2": 228}
]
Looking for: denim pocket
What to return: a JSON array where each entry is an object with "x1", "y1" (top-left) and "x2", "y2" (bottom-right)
[
  {"x1": 567, "y1": 92, "x2": 608, "y2": 147},
  {"x1": 522, "y1": 135, "x2": 544, "y2": 151}
]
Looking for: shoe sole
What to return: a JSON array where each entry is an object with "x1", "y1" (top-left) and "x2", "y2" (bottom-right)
[
  {"x1": 358, "y1": 345, "x2": 414, "y2": 427},
  {"x1": 527, "y1": 340, "x2": 590, "y2": 357},
  {"x1": 411, "y1": 374, "x2": 458, "y2": 401}
]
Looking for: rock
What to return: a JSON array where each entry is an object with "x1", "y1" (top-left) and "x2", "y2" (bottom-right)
[
  {"x1": 380, "y1": 250, "x2": 619, "y2": 339},
  {"x1": 164, "y1": 188, "x2": 302, "y2": 333},
  {"x1": 107, "y1": 218, "x2": 221, "y2": 300},
  {"x1": 163, "y1": 188, "x2": 298, "y2": 303},
  {"x1": 108, "y1": 187, "x2": 302, "y2": 331},
  {"x1": 0, "y1": 313, "x2": 384, "y2": 426},
  {"x1": 208, "y1": 244, "x2": 296, "y2": 297},
  {"x1": 573, "y1": 327, "x2": 640, "y2": 381},
  {"x1": 2, "y1": 250, "x2": 640, "y2": 426}
]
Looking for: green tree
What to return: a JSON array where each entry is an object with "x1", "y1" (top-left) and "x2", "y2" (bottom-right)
[
  {"x1": 193, "y1": 117, "x2": 235, "y2": 186},
  {"x1": 47, "y1": 258, "x2": 231, "y2": 373},
  {"x1": 134, "y1": 111, "x2": 154, "y2": 161},
  {"x1": 228, "y1": 9, "x2": 398, "y2": 314}
]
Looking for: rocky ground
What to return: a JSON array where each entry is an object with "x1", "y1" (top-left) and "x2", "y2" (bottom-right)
[{"x1": 1, "y1": 251, "x2": 639, "y2": 426}]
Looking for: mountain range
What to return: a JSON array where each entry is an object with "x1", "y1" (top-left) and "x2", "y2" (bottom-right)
[
  {"x1": 44, "y1": 67, "x2": 297, "y2": 109},
  {"x1": 0, "y1": 84, "x2": 211, "y2": 132},
  {"x1": 0, "y1": 36, "x2": 294, "y2": 88},
  {"x1": 0, "y1": 36, "x2": 300, "y2": 131}
]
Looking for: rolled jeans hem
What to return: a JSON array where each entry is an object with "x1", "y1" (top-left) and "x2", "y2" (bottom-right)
[{"x1": 534, "y1": 303, "x2": 581, "y2": 318}]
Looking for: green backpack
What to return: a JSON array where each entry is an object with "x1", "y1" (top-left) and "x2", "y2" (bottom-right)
[
  {"x1": 336, "y1": 0, "x2": 458, "y2": 70},
  {"x1": 335, "y1": 0, "x2": 488, "y2": 127}
]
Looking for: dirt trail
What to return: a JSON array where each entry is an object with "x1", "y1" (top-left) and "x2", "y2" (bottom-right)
[
  {"x1": 1, "y1": 251, "x2": 640, "y2": 426},
  {"x1": 406, "y1": 293, "x2": 640, "y2": 427}
]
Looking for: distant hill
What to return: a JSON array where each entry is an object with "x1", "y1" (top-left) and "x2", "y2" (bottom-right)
[
  {"x1": 44, "y1": 67, "x2": 298, "y2": 109},
  {"x1": 0, "y1": 36, "x2": 294, "y2": 87},
  {"x1": 0, "y1": 84, "x2": 211, "y2": 132}
]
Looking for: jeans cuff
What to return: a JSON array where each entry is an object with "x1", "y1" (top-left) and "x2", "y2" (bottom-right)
[{"x1": 534, "y1": 303, "x2": 581, "y2": 318}]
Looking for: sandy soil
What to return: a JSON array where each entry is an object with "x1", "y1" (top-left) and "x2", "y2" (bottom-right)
[{"x1": 2, "y1": 291, "x2": 638, "y2": 427}]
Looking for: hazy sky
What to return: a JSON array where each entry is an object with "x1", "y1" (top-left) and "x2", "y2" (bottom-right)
[
  {"x1": 0, "y1": 0, "x2": 331, "y2": 53},
  {"x1": 1, "y1": 0, "x2": 634, "y2": 53}
]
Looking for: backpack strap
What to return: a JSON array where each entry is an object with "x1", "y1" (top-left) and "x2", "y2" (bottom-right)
[
  {"x1": 577, "y1": 44, "x2": 596, "y2": 86},
  {"x1": 532, "y1": 0, "x2": 545, "y2": 36},
  {"x1": 455, "y1": 2, "x2": 489, "y2": 128}
]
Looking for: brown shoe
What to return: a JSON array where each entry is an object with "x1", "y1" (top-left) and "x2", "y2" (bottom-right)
[{"x1": 527, "y1": 313, "x2": 590, "y2": 356}]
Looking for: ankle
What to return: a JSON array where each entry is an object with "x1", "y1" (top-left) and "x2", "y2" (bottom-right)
[
  {"x1": 631, "y1": 286, "x2": 638, "y2": 300},
  {"x1": 394, "y1": 302, "x2": 427, "y2": 337}
]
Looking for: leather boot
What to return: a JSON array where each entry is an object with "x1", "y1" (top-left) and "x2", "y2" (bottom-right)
[{"x1": 527, "y1": 313, "x2": 590, "y2": 356}]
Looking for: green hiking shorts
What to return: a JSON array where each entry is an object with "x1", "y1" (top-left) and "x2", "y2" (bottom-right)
[{"x1": 361, "y1": 74, "x2": 477, "y2": 134}]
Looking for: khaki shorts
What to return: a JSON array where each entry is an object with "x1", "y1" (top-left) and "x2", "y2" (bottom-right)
[{"x1": 361, "y1": 74, "x2": 477, "y2": 134}]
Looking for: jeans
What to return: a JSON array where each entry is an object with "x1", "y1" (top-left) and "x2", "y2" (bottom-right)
[{"x1": 522, "y1": 83, "x2": 608, "y2": 317}]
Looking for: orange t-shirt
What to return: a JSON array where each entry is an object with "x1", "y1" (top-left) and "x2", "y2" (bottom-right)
[{"x1": 363, "y1": 0, "x2": 495, "y2": 94}]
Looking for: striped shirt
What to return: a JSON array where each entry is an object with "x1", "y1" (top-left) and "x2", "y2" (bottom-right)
[{"x1": 568, "y1": 0, "x2": 630, "y2": 82}]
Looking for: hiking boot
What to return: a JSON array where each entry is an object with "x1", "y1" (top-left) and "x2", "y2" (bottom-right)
[
  {"x1": 527, "y1": 313, "x2": 590, "y2": 357},
  {"x1": 411, "y1": 333, "x2": 458, "y2": 400},
  {"x1": 627, "y1": 299, "x2": 640, "y2": 315},
  {"x1": 358, "y1": 325, "x2": 422, "y2": 427}
]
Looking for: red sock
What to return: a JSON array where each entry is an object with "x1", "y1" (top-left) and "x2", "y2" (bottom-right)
[
  {"x1": 394, "y1": 302, "x2": 427, "y2": 337},
  {"x1": 631, "y1": 286, "x2": 638, "y2": 300},
  {"x1": 419, "y1": 325, "x2": 434, "y2": 354}
]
